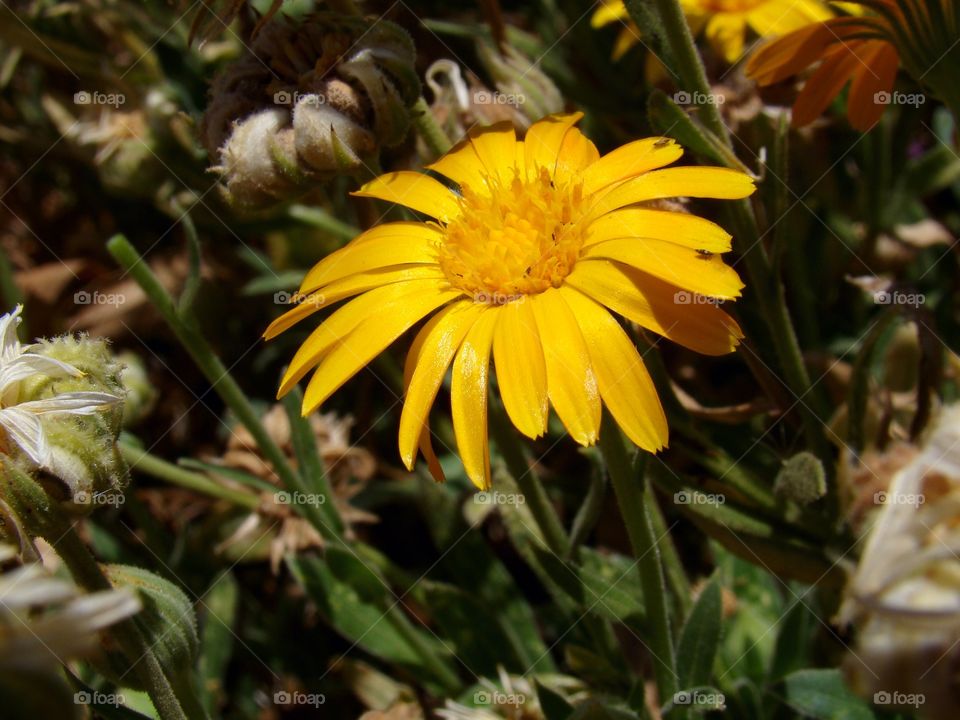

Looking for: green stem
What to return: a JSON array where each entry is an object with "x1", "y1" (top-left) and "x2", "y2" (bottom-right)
[
  {"x1": 598, "y1": 419, "x2": 678, "y2": 708},
  {"x1": 490, "y1": 404, "x2": 571, "y2": 558},
  {"x1": 287, "y1": 204, "x2": 359, "y2": 241},
  {"x1": 412, "y1": 96, "x2": 453, "y2": 160},
  {"x1": 637, "y1": 0, "x2": 729, "y2": 144},
  {"x1": 1, "y1": 462, "x2": 197, "y2": 720},
  {"x1": 106, "y1": 235, "x2": 344, "y2": 539},
  {"x1": 0, "y1": 250, "x2": 22, "y2": 311},
  {"x1": 118, "y1": 442, "x2": 260, "y2": 510},
  {"x1": 644, "y1": 479, "x2": 692, "y2": 620}
]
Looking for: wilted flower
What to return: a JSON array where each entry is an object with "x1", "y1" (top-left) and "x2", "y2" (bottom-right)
[
  {"x1": 0, "y1": 305, "x2": 125, "y2": 503},
  {"x1": 267, "y1": 113, "x2": 753, "y2": 489},
  {"x1": 0, "y1": 542, "x2": 140, "y2": 715},
  {"x1": 592, "y1": 0, "x2": 833, "y2": 63},
  {"x1": 201, "y1": 12, "x2": 420, "y2": 209},
  {"x1": 840, "y1": 403, "x2": 960, "y2": 717}
]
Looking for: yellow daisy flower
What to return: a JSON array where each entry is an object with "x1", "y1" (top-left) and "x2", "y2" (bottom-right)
[
  {"x1": 266, "y1": 113, "x2": 755, "y2": 490},
  {"x1": 592, "y1": 0, "x2": 833, "y2": 64}
]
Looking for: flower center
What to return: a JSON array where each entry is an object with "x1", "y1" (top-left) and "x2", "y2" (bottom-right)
[{"x1": 437, "y1": 167, "x2": 586, "y2": 303}]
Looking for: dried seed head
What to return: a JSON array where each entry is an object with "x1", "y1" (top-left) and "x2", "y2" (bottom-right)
[{"x1": 201, "y1": 12, "x2": 420, "y2": 209}]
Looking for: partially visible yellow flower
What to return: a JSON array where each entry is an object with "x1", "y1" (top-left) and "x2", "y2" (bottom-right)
[
  {"x1": 266, "y1": 113, "x2": 754, "y2": 489},
  {"x1": 592, "y1": 0, "x2": 833, "y2": 64},
  {"x1": 746, "y1": 8, "x2": 899, "y2": 130}
]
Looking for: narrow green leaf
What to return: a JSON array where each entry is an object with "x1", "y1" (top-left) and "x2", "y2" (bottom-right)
[
  {"x1": 676, "y1": 577, "x2": 722, "y2": 690},
  {"x1": 781, "y1": 669, "x2": 874, "y2": 720}
]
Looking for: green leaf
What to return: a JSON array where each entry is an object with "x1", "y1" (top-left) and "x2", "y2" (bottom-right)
[
  {"x1": 286, "y1": 552, "x2": 420, "y2": 667},
  {"x1": 420, "y1": 580, "x2": 526, "y2": 676},
  {"x1": 536, "y1": 679, "x2": 575, "y2": 720},
  {"x1": 781, "y1": 669, "x2": 874, "y2": 720},
  {"x1": 529, "y1": 545, "x2": 646, "y2": 627},
  {"x1": 198, "y1": 572, "x2": 238, "y2": 716},
  {"x1": 676, "y1": 577, "x2": 722, "y2": 690},
  {"x1": 769, "y1": 589, "x2": 817, "y2": 682},
  {"x1": 647, "y1": 90, "x2": 748, "y2": 172}
]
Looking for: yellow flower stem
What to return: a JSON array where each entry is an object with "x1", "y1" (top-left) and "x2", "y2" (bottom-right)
[
  {"x1": 490, "y1": 402, "x2": 571, "y2": 558},
  {"x1": 598, "y1": 417, "x2": 680, "y2": 711},
  {"x1": 412, "y1": 96, "x2": 454, "y2": 160},
  {"x1": 117, "y1": 442, "x2": 261, "y2": 510},
  {"x1": 106, "y1": 235, "x2": 346, "y2": 539},
  {"x1": 1, "y1": 460, "x2": 198, "y2": 720}
]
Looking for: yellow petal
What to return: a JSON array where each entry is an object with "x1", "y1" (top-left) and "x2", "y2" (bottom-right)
[
  {"x1": 399, "y1": 301, "x2": 485, "y2": 469},
  {"x1": 352, "y1": 172, "x2": 461, "y2": 222},
  {"x1": 582, "y1": 137, "x2": 684, "y2": 196},
  {"x1": 265, "y1": 265, "x2": 446, "y2": 339},
  {"x1": 746, "y1": 0, "x2": 833, "y2": 38},
  {"x1": 299, "y1": 222, "x2": 442, "y2": 294},
  {"x1": 279, "y1": 281, "x2": 428, "y2": 396},
  {"x1": 585, "y1": 166, "x2": 756, "y2": 219},
  {"x1": 556, "y1": 125, "x2": 600, "y2": 182},
  {"x1": 560, "y1": 286, "x2": 667, "y2": 452},
  {"x1": 530, "y1": 289, "x2": 601, "y2": 445},
  {"x1": 581, "y1": 238, "x2": 744, "y2": 299},
  {"x1": 302, "y1": 284, "x2": 462, "y2": 414},
  {"x1": 591, "y1": 0, "x2": 628, "y2": 28},
  {"x1": 584, "y1": 207, "x2": 733, "y2": 253},
  {"x1": 704, "y1": 13, "x2": 746, "y2": 64},
  {"x1": 493, "y1": 299, "x2": 548, "y2": 439},
  {"x1": 469, "y1": 122, "x2": 522, "y2": 186},
  {"x1": 451, "y1": 308, "x2": 499, "y2": 490},
  {"x1": 427, "y1": 132, "x2": 491, "y2": 194},
  {"x1": 523, "y1": 112, "x2": 583, "y2": 180},
  {"x1": 566, "y1": 259, "x2": 743, "y2": 355}
]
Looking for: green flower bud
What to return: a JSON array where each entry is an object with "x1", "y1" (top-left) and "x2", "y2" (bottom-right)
[
  {"x1": 474, "y1": 41, "x2": 563, "y2": 127},
  {"x1": 13, "y1": 335, "x2": 128, "y2": 508},
  {"x1": 774, "y1": 451, "x2": 827, "y2": 506},
  {"x1": 116, "y1": 351, "x2": 157, "y2": 427},
  {"x1": 97, "y1": 564, "x2": 199, "y2": 690},
  {"x1": 201, "y1": 12, "x2": 420, "y2": 209}
]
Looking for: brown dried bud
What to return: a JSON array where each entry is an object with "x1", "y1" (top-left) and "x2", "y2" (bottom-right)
[{"x1": 201, "y1": 12, "x2": 420, "y2": 209}]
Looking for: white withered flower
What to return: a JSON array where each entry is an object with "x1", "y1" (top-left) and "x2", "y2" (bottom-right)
[{"x1": 0, "y1": 305, "x2": 121, "y2": 470}]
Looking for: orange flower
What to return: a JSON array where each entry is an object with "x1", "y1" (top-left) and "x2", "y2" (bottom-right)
[{"x1": 745, "y1": 0, "x2": 960, "y2": 131}]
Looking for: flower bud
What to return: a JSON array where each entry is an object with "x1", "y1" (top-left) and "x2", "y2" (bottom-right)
[
  {"x1": 95, "y1": 564, "x2": 198, "y2": 690},
  {"x1": 12, "y1": 334, "x2": 128, "y2": 508},
  {"x1": 201, "y1": 12, "x2": 420, "y2": 209},
  {"x1": 474, "y1": 41, "x2": 563, "y2": 127}
]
